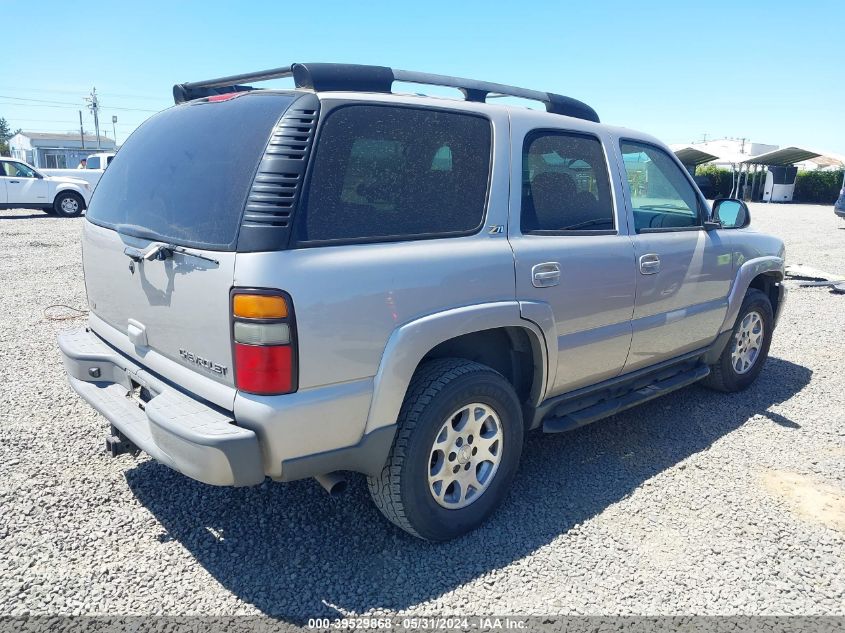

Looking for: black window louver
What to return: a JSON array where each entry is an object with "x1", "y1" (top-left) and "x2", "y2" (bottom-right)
[{"x1": 237, "y1": 93, "x2": 320, "y2": 251}]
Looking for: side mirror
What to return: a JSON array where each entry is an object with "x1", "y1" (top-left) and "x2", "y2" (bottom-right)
[{"x1": 712, "y1": 198, "x2": 750, "y2": 229}]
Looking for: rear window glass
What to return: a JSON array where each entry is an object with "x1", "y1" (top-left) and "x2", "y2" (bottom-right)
[
  {"x1": 522, "y1": 132, "x2": 614, "y2": 232},
  {"x1": 299, "y1": 105, "x2": 491, "y2": 243},
  {"x1": 86, "y1": 93, "x2": 294, "y2": 250}
]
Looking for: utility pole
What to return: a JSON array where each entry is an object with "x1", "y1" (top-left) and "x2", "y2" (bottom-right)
[
  {"x1": 85, "y1": 87, "x2": 101, "y2": 149},
  {"x1": 78, "y1": 110, "x2": 85, "y2": 149},
  {"x1": 111, "y1": 115, "x2": 118, "y2": 146}
]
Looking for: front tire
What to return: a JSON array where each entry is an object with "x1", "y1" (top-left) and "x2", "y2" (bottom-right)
[
  {"x1": 53, "y1": 191, "x2": 84, "y2": 217},
  {"x1": 368, "y1": 358, "x2": 524, "y2": 541},
  {"x1": 703, "y1": 288, "x2": 773, "y2": 392}
]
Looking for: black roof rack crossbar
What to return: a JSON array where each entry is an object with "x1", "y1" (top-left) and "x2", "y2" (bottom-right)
[{"x1": 172, "y1": 63, "x2": 599, "y2": 123}]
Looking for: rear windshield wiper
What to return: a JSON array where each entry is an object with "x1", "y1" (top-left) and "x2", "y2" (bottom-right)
[
  {"x1": 123, "y1": 242, "x2": 219, "y2": 265},
  {"x1": 115, "y1": 224, "x2": 219, "y2": 265}
]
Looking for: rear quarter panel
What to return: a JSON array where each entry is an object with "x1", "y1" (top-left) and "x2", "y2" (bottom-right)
[{"x1": 234, "y1": 101, "x2": 515, "y2": 394}]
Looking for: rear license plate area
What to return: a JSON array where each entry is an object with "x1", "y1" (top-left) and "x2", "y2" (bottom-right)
[{"x1": 126, "y1": 379, "x2": 152, "y2": 410}]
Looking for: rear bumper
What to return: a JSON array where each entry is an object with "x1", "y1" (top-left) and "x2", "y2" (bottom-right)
[{"x1": 58, "y1": 328, "x2": 264, "y2": 486}]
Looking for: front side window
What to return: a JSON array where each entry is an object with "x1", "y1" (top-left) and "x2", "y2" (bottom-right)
[
  {"x1": 521, "y1": 132, "x2": 614, "y2": 233},
  {"x1": 300, "y1": 105, "x2": 491, "y2": 243},
  {"x1": 2, "y1": 162, "x2": 37, "y2": 178},
  {"x1": 621, "y1": 141, "x2": 702, "y2": 232}
]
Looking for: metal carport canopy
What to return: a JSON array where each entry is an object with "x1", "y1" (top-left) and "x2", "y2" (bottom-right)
[
  {"x1": 740, "y1": 146, "x2": 845, "y2": 167},
  {"x1": 673, "y1": 147, "x2": 720, "y2": 166}
]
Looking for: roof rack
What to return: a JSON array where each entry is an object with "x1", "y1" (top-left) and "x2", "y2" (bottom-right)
[{"x1": 172, "y1": 63, "x2": 600, "y2": 123}]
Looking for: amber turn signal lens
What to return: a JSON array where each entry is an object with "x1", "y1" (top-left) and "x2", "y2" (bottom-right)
[{"x1": 233, "y1": 294, "x2": 288, "y2": 319}]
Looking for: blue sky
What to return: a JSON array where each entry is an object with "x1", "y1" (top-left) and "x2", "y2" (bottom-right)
[{"x1": 2, "y1": 0, "x2": 842, "y2": 153}]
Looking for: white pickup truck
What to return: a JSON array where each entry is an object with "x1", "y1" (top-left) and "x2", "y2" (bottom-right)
[
  {"x1": 41, "y1": 152, "x2": 116, "y2": 188},
  {"x1": 0, "y1": 157, "x2": 92, "y2": 217}
]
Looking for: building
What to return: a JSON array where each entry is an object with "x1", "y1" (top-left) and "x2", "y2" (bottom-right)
[{"x1": 8, "y1": 132, "x2": 116, "y2": 169}]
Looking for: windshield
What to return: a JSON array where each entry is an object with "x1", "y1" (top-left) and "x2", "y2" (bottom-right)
[{"x1": 86, "y1": 93, "x2": 295, "y2": 250}]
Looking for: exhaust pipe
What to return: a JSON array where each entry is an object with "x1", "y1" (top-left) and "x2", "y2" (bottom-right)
[{"x1": 314, "y1": 472, "x2": 347, "y2": 496}]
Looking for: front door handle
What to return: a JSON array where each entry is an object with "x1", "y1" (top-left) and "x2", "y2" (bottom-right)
[
  {"x1": 639, "y1": 253, "x2": 661, "y2": 275},
  {"x1": 532, "y1": 262, "x2": 561, "y2": 288},
  {"x1": 9, "y1": 180, "x2": 20, "y2": 184}
]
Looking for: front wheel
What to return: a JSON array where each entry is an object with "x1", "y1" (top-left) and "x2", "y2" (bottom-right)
[
  {"x1": 368, "y1": 358, "x2": 524, "y2": 541},
  {"x1": 703, "y1": 288, "x2": 774, "y2": 392},
  {"x1": 53, "y1": 191, "x2": 84, "y2": 217}
]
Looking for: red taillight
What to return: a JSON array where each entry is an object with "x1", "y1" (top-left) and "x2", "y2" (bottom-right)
[
  {"x1": 232, "y1": 290, "x2": 297, "y2": 395},
  {"x1": 234, "y1": 344, "x2": 292, "y2": 395}
]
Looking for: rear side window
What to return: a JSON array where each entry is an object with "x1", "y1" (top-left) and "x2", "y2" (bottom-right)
[
  {"x1": 86, "y1": 93, "x2": 295, "y2": 250},
  {"x1": 86, "y1": 156, "x2": 101, "y2": 169},
  {"x1": 299, "y1": 105, "x2": 491, "y2": 243},
  {"x1": 521, "y1": 131, "x2": 614, "y2": 233}
]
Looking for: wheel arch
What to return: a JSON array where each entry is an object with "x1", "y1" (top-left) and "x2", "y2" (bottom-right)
[
  {"x1": 720, "y1": 256, "x2": 784, "y2": 334},
  {"x1": 748, "y1": 271, "x2": 784, "y2": 322},
  {"x1": 53, "y1": 185, "x2": 88, "y2": 208},
  {"x1": 363, "y1": 302, "x2": 550, "y2": 437}
]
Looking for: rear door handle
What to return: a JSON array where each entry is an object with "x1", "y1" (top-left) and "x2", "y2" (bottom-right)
[
  {"x1": 639, "y1": 253, "x2": 661, "y2": 275},
  {"x1": 9, "y1": 180, "x2": 20, "y2": 184},
  {"x1": 532, "y1": 262, "x2": 561, "y2": 288}
]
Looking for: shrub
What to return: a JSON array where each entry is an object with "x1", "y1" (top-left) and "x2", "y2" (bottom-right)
[
  {"x1": 695, "y1": 166, "x2": 843, "y2": 204},
  {"x1": 794, "y1": 170, "x2": 843, "y2": 204},
  {"x1": 695, "y1": 166, "x2": 734, "y2": 198}
]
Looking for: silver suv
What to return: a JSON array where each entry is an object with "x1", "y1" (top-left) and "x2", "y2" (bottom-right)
[{"x1": 58, "y1": 63, "x2": 787, "y2": 541}]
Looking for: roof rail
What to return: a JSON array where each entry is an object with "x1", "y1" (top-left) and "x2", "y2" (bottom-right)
[{"x1": 172, "y1": 63, "x2": 600, "y2": 123}]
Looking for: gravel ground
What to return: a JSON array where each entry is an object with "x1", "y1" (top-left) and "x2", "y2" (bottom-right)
[{"x1": 0, "y1": 203, "x2": 843, "y2": 619}]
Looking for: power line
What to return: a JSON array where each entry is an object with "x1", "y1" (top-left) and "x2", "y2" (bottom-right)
[
  {"x1": 0, "y1": 86, "x2": 167, "y2": 102},
  {"x1": 0, "y1": 94, "x2": 83, "y2": 106},
  {"x1": 0, "y1": 94, "x2": 160, "y2": 113},
  {"x1": 8, "y1": 117, "x2": 91, "y2": 123}
]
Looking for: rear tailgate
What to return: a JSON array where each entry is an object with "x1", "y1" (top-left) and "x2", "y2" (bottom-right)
[
  {"x1": 82, "y1": 91, "x2": 297, "y2": 409},
  {"x1": 83, "y1": 222, "x2": 237, "y2": 404}
]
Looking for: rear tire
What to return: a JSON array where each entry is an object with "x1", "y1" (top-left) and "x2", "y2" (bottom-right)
[
  {"x1": 703, "y1": 288, "x2": 773, "y2": 392},
  {"x1": 367, "y1": 358, "x2": 524, "y2": 541},
  {"x1": 53, "y1": 191, "x2": 84, "y2": 217}
]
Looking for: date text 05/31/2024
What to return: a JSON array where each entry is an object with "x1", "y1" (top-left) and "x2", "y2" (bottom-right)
[{"x1": 307, "y1": 617, "x2": 527, "y2": 630}]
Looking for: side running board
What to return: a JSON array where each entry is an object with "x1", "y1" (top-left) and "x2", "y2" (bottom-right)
[{"x1": 542, "y1": 364, "x2": 710, "y2": 434}]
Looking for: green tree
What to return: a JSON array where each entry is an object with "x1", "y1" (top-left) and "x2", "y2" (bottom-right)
[{"x1": 0, "y1": 117, "x2": 22, "y2": 156}]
